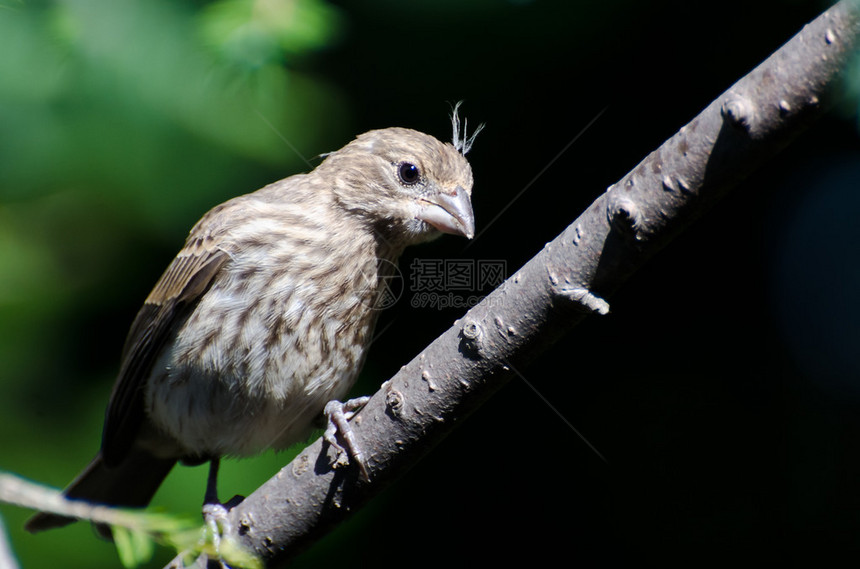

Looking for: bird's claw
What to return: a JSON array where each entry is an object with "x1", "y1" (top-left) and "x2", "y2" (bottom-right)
[
  {"x1": 324, "y1": 396, "x2": 371, "y2": 480},
  {"x1": 200, "y1": 502, "x2": 233, "y2": 568}
]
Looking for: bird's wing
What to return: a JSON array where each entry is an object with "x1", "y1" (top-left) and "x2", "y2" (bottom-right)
[{"x1": 101, "y1": 232, "x2": 229, "y2": 466}]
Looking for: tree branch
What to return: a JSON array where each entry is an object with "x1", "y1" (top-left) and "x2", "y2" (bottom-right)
[{"x1": 169, "y1": 1, "x2": 860, "y2": 566}]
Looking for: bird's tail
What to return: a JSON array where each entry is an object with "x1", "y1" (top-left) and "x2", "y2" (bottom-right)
[{"x1": 24, "y1": 450, "x2": 175, "y2": 533}]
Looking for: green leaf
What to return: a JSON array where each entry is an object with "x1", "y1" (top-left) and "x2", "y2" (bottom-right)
[
  {"x1": 219, "y1": 537, "x2": 264, "y2": 569},
  {"x1": 112, "y1": 525, "x2": 155, "y2": 569}
]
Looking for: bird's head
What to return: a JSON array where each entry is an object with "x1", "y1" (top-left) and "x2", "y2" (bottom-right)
[{"x1": 319, "y1": 125, "x2": 479, "y2": 248}]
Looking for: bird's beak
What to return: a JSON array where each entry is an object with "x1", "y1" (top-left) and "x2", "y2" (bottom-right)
[{"x1": 417, "y1": 185, "x2": 475, "y2": 239}]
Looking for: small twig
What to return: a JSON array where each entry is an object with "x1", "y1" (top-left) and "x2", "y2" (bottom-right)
[
  {"x1": 0, "y1": 472, "x2": 145, "y2": 530},
  {"x1": 0, "y1": 516, "x2": 20, "y2": 569},
  {"x1": 0, "y1": 472, "x2": 219, "y2": 569}
]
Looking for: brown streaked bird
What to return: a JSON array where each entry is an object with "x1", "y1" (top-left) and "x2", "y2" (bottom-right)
[{"x1": 26, "y1": 112, "x2": 482, "y2": 533}]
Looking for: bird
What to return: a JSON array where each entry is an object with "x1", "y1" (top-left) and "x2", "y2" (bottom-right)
[{"x1": 25, "y1": 111, "x2": 482, "y2": 533}]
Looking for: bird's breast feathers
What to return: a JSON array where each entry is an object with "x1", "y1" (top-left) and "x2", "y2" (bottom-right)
[{"x1": 144, "y1": 234, "x2": 382, "y2": 456}]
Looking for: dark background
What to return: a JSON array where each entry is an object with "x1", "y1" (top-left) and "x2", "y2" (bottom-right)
[{"x1": 2, "y1": 0, "x2": 859, "y2": 566}]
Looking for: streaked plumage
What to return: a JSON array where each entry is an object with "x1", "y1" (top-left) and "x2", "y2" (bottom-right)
[{"x1": 26, "y1": 125, "x2": 477, "y2": 532}]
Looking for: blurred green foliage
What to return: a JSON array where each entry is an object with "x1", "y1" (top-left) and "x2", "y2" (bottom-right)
[{"x1": 0, "y1": 0, "x2": 346, "y2": 566}]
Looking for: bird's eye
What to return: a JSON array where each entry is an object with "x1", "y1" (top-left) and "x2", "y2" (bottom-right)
[{"x1": 397, "y1": 162, "x2": 421, "y2": 185}]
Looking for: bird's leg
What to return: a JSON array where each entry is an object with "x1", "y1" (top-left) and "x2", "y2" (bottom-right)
[
  {"x1": 324, "y1": 396, "x2": 371, "y2": 480},
  {"x1": 204, "y1": 457, "x2": 221, "y2": 506},
  {"x1": 201, "y1": 458, "x2": 231, "y2": 566}
]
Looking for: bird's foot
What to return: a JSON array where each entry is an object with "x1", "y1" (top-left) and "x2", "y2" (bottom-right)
[
  {"x1": 201, "y1": 502, "x2": 232, "y2": 568},
  {"x1": 324, "y1": 396, "x2": 371, "y2": 481}
]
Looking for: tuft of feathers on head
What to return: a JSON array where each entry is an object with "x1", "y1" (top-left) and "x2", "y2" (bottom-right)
[{"x1": 450, "y1": 101, "x2": 484, "y2": 156}]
